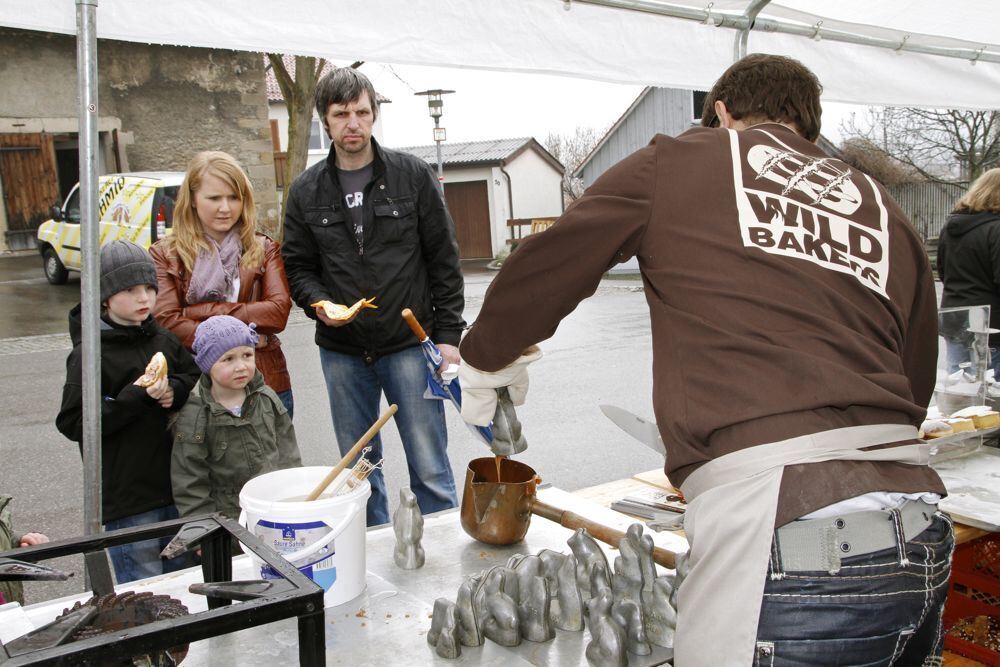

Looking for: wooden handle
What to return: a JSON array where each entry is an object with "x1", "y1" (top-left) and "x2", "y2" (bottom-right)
[
  {"x1": 306, "y1": 404, "x2": 398, "y2": 501},
  {"x1": 531, "y1": 499, "x2": 676, "y2": 569},
  {"x1": 401, "y1": 308, "x2": 428, "y2": 341}
]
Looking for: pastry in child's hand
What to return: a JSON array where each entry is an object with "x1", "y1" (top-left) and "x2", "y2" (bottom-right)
[
  {"x1": 137, "y1": 352, "x2": 167, "y2": 387},
  {"x1": 311, "y1": 297, "x2": 377, "y2": 321},
  {"x1": 920, "y1": 419, "x2": 954, "y2": 439}
]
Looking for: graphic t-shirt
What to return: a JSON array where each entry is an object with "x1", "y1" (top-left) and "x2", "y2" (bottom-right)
[{"x1": 337, "y1": 163, "x2": 373, "y2": 254}]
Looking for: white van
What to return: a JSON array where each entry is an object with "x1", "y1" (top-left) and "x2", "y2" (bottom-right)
[{"x1": 36, "y1": 172, "x2": 184, "y2": 284}]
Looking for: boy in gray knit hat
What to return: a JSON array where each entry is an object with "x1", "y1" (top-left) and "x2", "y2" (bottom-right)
[
  {"x1": 56, "y1": 239, "x2": 201, "y2": 584},
  {"x1": 172, "y1": 315, "x2": 301, "y2": 521}
]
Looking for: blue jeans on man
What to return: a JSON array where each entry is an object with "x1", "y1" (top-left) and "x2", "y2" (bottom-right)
[
  {"x1": 320, "y1": 345, "x2": 459, "y2": 526},
  {"x1": 104, "y1": 504, "x2": 194, "y2": 584},
  {"x1": 754, "y1": 512, "x2": 954, "y2": 665},
  {"x1": 949, "y1": 342, "x2": 1000, "y2": 379}
]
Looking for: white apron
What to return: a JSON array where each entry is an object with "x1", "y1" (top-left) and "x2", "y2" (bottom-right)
[{"x1": 673, "y1": 424, "x2": 930, "y2": 666}]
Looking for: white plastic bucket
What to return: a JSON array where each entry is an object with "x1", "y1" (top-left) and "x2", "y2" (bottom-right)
[{"x1": 239, "y1": 466, "x2": 370, "y2": 607}]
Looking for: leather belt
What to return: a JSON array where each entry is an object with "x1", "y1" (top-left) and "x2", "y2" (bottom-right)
[{"x1": 774, "y1": 500, "x2": 937, "y2": 573}]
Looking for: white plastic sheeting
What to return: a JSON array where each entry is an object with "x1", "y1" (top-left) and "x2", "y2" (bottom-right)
[
  {"x1": 2, "y1": 0, "x2": 999, "y2": 108},
  {"x1": 1, "y1": 0, "x2": 998, "y2": 105}
]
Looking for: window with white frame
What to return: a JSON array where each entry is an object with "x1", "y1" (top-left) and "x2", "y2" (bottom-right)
[{"x1": 309, "y1": 118, "x2": 330, "y2": 151}]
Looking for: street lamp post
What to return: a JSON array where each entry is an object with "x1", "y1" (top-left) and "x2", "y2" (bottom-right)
[{"x1": 414, "y1": 89, "x2": 454, "y2": 200}]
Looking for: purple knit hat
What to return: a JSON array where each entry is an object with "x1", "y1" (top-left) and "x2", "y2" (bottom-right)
[{"x1": 193, "y1": 315, "x2": 259, "y2": 374}]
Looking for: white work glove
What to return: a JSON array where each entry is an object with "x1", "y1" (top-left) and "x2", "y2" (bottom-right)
[{"x1": 459, "y1": 346, "x2": 543, "y2": 426}]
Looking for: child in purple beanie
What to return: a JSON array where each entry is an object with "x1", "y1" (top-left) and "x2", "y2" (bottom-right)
[{"x1": 171, "y1": 315, "x2": 301, "y2": 520}]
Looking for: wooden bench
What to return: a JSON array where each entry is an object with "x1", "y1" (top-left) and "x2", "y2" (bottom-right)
[{"x1": 506, "y1": 217, "x2": 558, "y2": 248}]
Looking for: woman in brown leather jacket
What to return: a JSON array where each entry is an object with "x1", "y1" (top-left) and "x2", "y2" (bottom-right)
[{"x1": 150, "y1": 151, "x2": 295, "y2": 416}]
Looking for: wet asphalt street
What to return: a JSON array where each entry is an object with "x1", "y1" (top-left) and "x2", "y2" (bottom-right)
[{"x1": 0, "y1": 252, "x2": 661, "y2": 605}]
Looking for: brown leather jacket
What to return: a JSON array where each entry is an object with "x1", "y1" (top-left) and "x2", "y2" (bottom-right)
[{"x1": 150, "y1": 234, "x2": 292, "y2": 394}]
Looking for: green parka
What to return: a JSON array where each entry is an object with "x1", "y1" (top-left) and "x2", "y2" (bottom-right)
[
  {"x1": 0, "y1": 495, "x2": 24, "y2": 605},
  {"x1": 171, "y1": 372, "x2": 302, "y2": 520}
]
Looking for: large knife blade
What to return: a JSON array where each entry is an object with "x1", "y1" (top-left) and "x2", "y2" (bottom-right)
[{"x1": 600, "y1": 404, "x2": 666, "y2": 456}]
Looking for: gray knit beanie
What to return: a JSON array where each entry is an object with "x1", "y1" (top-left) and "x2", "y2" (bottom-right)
[
  {"x1": 100, "y1": 240, "x2": 158, "y2": 302},
  {"x1": 193, "y1": 315, "x2": 259, "y2": 374}
]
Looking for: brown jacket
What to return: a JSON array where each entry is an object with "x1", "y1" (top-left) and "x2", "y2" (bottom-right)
[
  {"x1": 460, "y1": 124, "x2": 944, "y2": 526},
  {"x1": 150, "y1": 234, "x2": 292, "y2": 394}
]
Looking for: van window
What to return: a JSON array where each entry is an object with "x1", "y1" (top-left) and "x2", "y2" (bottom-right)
[
  {"x1": 162, "y1": 186, "x2": 178, "y2": 229},
  {"x1": 65, "y1": 187, "x2": 81, "y2": 223}
]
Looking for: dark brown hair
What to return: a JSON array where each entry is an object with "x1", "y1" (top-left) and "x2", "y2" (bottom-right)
[
  {"x1": 315, "y1": 67, "x2": 379, "y2": 127},
  {"x1": 700, "y1": 54, "x2": 823, "y2": 142}
]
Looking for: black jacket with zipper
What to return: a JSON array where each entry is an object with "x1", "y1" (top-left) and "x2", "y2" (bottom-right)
[
  {"x1": 56, "y1": 305, "x2": 201, "y2": 523},
  {"x1": 938, "y1": 210, "x2": 1000, "y2": 341},
  {"x1": 281, "y1": 138, "x2": 465, "y2": 360}
]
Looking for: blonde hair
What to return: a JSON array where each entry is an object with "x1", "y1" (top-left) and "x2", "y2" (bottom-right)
[
  {"x1": 168, "y1": 151, "x2": 263, "y2": 272},
  {"x1": 955, "y1": 168, "x2": 1000, "y2": 214}
]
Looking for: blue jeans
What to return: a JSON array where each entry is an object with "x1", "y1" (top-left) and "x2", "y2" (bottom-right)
[
  {"x1": 105, "y1": 505, "x2": 193, "y2": 584},
  {"x1": 319, "y1": 346, "x2": 459, "y2": 526},
  {"x1": 276, "y1": 389, "x2": 294, "y2": 419},
  {"x1": 754, "y1": 513, "x2": 954, "y2": 666},
  {"x1": 944, "y1": 338, "x2": 1000, "y2": 377}
]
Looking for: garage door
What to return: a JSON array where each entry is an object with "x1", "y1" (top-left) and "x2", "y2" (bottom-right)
[{"x1": 444, "y1": 180, "x2": 492, "y2": 259}]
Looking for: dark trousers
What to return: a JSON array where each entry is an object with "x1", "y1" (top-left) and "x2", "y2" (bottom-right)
[{"x1": 754, "y1": 513, "x2": 954, "y2": 666}]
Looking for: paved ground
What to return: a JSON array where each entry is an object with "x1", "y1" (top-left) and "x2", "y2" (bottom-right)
[
  {"x1": 0, "y1": 253, "x2": 661, "y2": 604},
  {"x1": 0, "y1": 252, "x2": 81, "y2": 341}
]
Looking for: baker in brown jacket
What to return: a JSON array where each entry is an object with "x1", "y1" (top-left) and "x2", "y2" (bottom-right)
[
  {"x1": 459, "y1": 55, "x2": 952, "y2": 665},
  {"x1": 151, "y1": 151, "x2": 294, "y2": 415}
]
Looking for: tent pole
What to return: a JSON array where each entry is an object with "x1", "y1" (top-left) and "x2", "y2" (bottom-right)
[
  {"x1": 76, "y1": 0, "x2": 102, "y2": 540},
  {"x1": 577, "y1": 0, "x2": 999, "y2": 64},
  {"x1": 734, "y1": 0, "x2": 770, "y2": 61}
]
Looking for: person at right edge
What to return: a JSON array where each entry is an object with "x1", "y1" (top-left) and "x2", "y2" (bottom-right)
[
  {"x1": 458, "y1": 54, "x2": 952, "y2": 666},
  {"x1": 937, "y1": 168, "x2": 1000, "y2": 377}
]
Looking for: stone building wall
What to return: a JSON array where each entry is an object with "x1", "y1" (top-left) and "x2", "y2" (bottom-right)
[{"x1": 0, "y1": 28, "x2": 279, "y2": 236}]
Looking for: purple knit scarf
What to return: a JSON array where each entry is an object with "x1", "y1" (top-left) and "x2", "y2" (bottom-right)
[{"x1": 186, "y1": 230, "x2": 242, "y2": 303}]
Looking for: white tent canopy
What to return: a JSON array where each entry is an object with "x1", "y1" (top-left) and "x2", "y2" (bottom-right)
[{"x1": 3, "y1": 0, "x2": 999, "y2": 109}]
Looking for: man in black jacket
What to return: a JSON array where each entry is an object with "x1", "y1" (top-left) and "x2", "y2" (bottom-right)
[{"x1": 282, "y1": 68, "x2": 464, "y2": 526}]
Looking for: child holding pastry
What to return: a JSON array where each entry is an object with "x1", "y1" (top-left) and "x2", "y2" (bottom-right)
[{"x1": 56, "y1": 240, "x2": 200, "y2": 583}]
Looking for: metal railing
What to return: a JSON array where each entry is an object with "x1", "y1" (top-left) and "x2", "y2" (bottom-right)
[{"x1": 888, "y1": 182, "x2": 965, "y2": 241}]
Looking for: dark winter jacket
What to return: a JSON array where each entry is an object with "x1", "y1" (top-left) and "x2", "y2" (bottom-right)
[
  {"x1": 938, "y1": 210, "x2": 1000, "y2": 340},
  {"x1": 171, "y1": 371, "x2": 301, "y2": 520},
  {"x1": 56, "y1": 306, "x2": 200, "y2": 523},
  {"x1": 282, "y1": 138, "x2": 465, "y2": 360}
]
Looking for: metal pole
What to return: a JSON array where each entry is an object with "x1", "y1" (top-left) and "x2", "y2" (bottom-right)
[
  {"x1": 434, "y1": 117, "x2": 445, "y2": 202},
  {"x1": 77, "y1": 0, "x2": 102, "y2": 539},
  {"x1": 733, "y1": 0, "x2": 771, "y2": 61},
  {"x1": 577, "y1": 0, "x2": 1000, "y2": 64}
]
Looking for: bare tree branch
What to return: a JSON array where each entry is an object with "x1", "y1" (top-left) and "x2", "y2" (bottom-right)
[
  {"x1": 267, "y1": 54, "x2": 333, "y2": 240},
  {"x1": 544, "y1": 126, "x2": 605, "y2": 205},
  {"x1": 841, "y1": 106, "x2": 1000, "y2": 185}
]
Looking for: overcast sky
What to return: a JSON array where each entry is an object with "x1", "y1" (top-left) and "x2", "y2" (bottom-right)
[{"x1": 360, "y1": 61, "x2": 863, "y2": 152}]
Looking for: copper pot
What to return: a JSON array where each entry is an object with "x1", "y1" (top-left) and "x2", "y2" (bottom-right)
[{"x1": 459, "y1": 457, "x2": 539, "y2": 545}]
